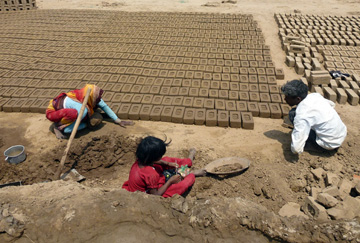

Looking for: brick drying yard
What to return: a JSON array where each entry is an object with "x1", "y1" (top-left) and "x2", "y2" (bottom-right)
[{"x1": 0, "y1": 0, "x2": 360, "y2": 242}]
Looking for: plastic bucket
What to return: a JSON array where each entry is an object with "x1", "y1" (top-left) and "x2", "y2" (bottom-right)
[{"x1": 4, "y1": 145, "x2": 26, "y2": 164}]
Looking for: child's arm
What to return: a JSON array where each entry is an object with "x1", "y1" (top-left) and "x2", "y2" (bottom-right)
[
  {"x1": 153, "y1": 160, "x2": 179, "y2": 168},
  {"x1": 148, "y1": 175, "x2": 181, "y2": 196}
]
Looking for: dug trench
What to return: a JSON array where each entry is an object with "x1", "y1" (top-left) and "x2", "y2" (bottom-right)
[{"x1": 0, "y1": 133, "x2": 360, "y2": 242}]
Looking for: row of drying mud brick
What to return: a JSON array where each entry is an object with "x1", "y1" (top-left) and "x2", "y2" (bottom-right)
[
  {"x1": 0, "y1": 0, "x2": 36, "y2": 12},
  {"x1": 275, "y1": 14, "x2": 360, "y2": 46},
  {"x1": 0, "y1": 95, "x2": 292, "y2": 128}
]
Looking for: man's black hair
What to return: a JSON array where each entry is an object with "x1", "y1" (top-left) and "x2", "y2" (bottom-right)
[
  {"x1": 136, "y1": 136, "x2": 171, "y2": 165},
  {"x1": 281, "y1": 79, "x2": 308, "y2": 100}
]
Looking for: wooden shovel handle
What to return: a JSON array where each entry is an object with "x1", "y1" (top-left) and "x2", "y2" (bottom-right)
[{"x1": 54, "y1": 88, "x2": 92, "y2": 180}]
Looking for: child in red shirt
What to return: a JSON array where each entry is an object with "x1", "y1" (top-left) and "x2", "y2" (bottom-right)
[{"x1": 122, "y1": 136, "x2": 206, "y2": 197}]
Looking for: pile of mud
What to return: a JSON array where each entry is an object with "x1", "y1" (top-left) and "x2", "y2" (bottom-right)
[{"x1": 0, "y1": 134, "x2": 137, "y2": 185}]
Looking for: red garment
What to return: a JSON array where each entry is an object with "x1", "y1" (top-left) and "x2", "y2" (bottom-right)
[{"x1": 122, "y1": 157, "x2": 195, "y2": 198}]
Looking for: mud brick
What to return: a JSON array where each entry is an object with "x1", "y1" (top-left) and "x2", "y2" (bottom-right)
[
  {"x1": 280, "y1": 104, "x2": 291, "y2": 117},
  {"x1": 219, "y1": 73, "x2": 229, "y2": 81},
  {"x1": 219, "y1": 82, "x2": 229, "y2": 90},
  {"x1": 239, "y1": 75, "x2": 249, "y2": 83},
  {"x1": 160, "y1": 96, "x2": 173, "y2": 106},
  {"x1": 180, "y1": 108, "x2": 195, "y2": 124},
  {"x1": 208, "y1": 89, "x2": 218, "y2": 98},
  {"x1": 127, "y1": 104, "x2": 141, "y2": 120},
  {"x1": 241, "y1": 112, "x2": 254, "y2": 130},
  {"x1": 130, "y1": 94, "x2": 143, "y2": 104},
  {"x1": 121, "y1": 93, "x2": 134, "y2": 103},
  {"x1": 229, "y1": 111, "x2": 241, "y2": 128},
  {"x1": 149, "y1": 105, "x2": 163, "y2": 121},
  {"x1": 38, "y1": 99, "x2": 50, "y2": 114},
  {"x1": 210, "y1": 81, "x2": 220, "y2": 89},
  {"x1": 171, "y1": 106, "x2": 185, "y2": 123},
  {"x1": 11, "y1": 87, "x2": 27, "y2": 98},
  {"x1": 151, "y1": 95, "x2": 163, "y2": 105},
  {"x1": 168, "y1": 96, "x2": 182, "y2": 106},
  {"x1": 203, "y1": 73, "x2": 212, "y2": 80},
  {"x1": 230, "y1": 74, "x2": 240, "y2": 82},
  {"x1": 259, "y1": 93, "x2": 270, "y2": 103},
  {"x1": 191, "y1": 97, "x2": 204, "y2": 108},
  {"x1": 249, "y1": 84, "x2": 259, "y2": 92},
  {"x1": 349, "y1": 81, "x2": 359, "y2": 92},
  {"x1": 181, "y1": 97, "x2": 193, "y2": 107},
  {"x1": 345, "y1": 89, "x2": 359, "y2": 106},
  {"x1": 267, "y1": 76, "x2": 277, "y2": 85},
  {"x1": 215, "y1": 110, "x2": 228, "y2": 127},
  {"x1": 323, "y1": 87, "x2": 337, "y2": 102},
  {"x1": 179, "y1": 87, "x2": 189, "y2": 96},
  {"x1": 338, "y1": 80, "x2": 350, "y2": 90},
  {"x1": 139, "y1": 104, "x2": 153, "y2": 120},
  {"x1": 230, "y1": 82, "x2": 239, "y2": 91},
  {"x1": 274, "y1": 68, "x2": 284, "y2": 80},
  {"x1": 148, "y1": 85, "x2": 160, "y2": 94},
  {"x1": 329, "y1": 80, "x2": 338, "y2": 91},
  {"x1": 240, "y1": 83, "x2": 250, "y2": 92},
  {"x1": 188, "y1": 88, "x2": 199, "y2": 97},
  {"x1": 167, "y1": 87, "x2": 178, "y2": 96},
  {"x1": 102, "y1": 91, "x2": 115, "y2": 102},
  {"x1": 19, "y1": 98, "x2": 36, "y2": 112},
  {"x1": 205, "y1": 110, "x2": 217, "y2": 127},
  {"x1": 204, "y1": 99, "x2": 215, "y2": 109},
  {"x1": 194, "y1": 109, "x2": 206, "y2": 125},
  {"x1": 295, "y1": 62, "x2": 305, "y2": 75},
  {"x1": 248, "y1": 75, "x2": 257, "y2": 83},
  {"x1": 258, "y1": 103, "x2": 271, "y2": 118},
  {"x1": 2, "y1": 87, "x2": 17, "y2": 98},
  {"x1": 227, "y1": 91, "x2": 238, "y2": 100},
  {"x1": 247, "y1": 102, "x2": 260, "y2": 117},
  {"x1": 0, "y1": 98, "x2": 10, "y2": 112},
  {"x1": 289, "y1": 45, "x2": 305, "y2": 54},
  {"x1": 154, "y1": 78, "x2": 164, "y2": 86},
  {"x1": 269, "y1": 103, "x2": 282, "y2": 119},
  {"x1": 159, "y1": 86, "x2": 170, "y2": 96},
  {"x1": 314, "y1": 86, "x2": 324, "y2": 96},
  {"x1": 235, "y1": 91, "x2": 247, "y2": 101},
  {"x1": 182, "y1": 79, "x2": 192, "y2": 87},
  {"x1": 158, "y1": 106, "x2": 174, "y2": 122},
  {"x1": 335, "y1": 88, "x2": 347, "y2": 104},
  {"x1": 121, "y1": 84, "x2": 132, "y2": 93},
  {"x1": 268, "y1": 85, "x2": 279, "y2": 94},
  {"x1": 257, "y1": 84, "x2": 268, "y2": 93},
  {"x1": 286, "y1": 56, "x2": 295, "y2": 67},
  {"x1": 201, "y1": 80, "x2": 211, "y2": 89},
  {"x1": 257, "y1": 76, "x2": 267, "y2": 84},
  {"x1": 2, "y1": 98, "x2": 18, "y2": 112},
  {"x1": 218, "y1": 90, "x2": 228, "y2": 99},
  {"x1": 270, "y1": 94, "x2": 282, "y2": 103},
  {"x1": 310, "y1": 71, "x2": 331, "y2": 85},
  {"x1": 29, "y1": 98, "x2": 46, "y2": 113},
  {"x1": 140, "y1": 94, "x2": 152, "y2": 104},
  {"x1": 249, "y1": 92, "x2": 260, "y2": 102},
  {"x1": 108, "y1": 103, "x2": 121, "y2": 115}
]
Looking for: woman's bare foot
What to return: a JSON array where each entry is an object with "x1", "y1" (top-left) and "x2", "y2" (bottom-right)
[
  {"x1": 54, "y1": 127, "x2": 66, "y2": 139},
  {"x1": 192, "y1": 169, "x2": 207, "y2": 177},
  {"x1": 188, "y1": 148, "x2": 196, "y2": 161}
]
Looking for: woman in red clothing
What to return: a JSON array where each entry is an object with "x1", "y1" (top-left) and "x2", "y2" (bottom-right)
[{"x1": 122, "y1": 136, "x2": 207, "y2": 197}]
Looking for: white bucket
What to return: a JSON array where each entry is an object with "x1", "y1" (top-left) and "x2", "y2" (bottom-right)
[{"x1": 4, "y1": 145, "x2": 26, "y2": 164}]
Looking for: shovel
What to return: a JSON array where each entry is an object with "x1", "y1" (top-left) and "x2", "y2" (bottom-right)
[{"x1": 54, "y1": 88, "x2": 91, "y2": 180}]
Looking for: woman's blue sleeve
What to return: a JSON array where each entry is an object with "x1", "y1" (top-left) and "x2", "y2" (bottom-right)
[{"x1": 97, "y1": 99, "x2": 118, "y2": 121}]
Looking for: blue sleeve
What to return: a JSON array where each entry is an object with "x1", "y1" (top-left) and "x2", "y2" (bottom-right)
[{"x1": 97, "y1": 99, "x2": 118, "y2": 121}]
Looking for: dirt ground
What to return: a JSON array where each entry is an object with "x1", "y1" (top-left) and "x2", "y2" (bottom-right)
[{"x1": 1, "y1": 0, "x2": 360, "y2": 242}]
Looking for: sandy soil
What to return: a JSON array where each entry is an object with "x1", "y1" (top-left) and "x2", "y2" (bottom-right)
[{"x1": 1, "y1": 0, "x2": 360, "y2": 242}]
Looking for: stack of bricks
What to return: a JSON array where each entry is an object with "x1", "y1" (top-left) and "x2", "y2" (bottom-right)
[
  {"x1": 0, "y1": 0, "x2": 37, "y2": 12},
  {"x1": 0, "y1": 10, "x2": 292, "y2": 129},
  {"x1": 275, "y1": 13, "x2": 360, "y2": 106}
]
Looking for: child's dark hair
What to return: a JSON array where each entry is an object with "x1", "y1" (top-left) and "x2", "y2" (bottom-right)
[{"x1": 136, "y1": 136, "x2": 171, "y2": 165}]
